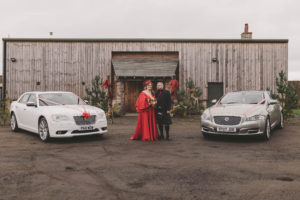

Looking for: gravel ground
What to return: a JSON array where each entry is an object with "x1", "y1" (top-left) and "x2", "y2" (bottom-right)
[{"x1": 0, "y1": 115, "x2": 299, "y2": 200}]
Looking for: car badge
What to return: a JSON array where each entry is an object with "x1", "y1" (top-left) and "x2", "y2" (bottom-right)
[{"x1": 224, "y1": 117, "x2": 229, "y2": 121}]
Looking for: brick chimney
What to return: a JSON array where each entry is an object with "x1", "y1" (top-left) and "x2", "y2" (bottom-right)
[{"x1": 241, "y1": 23, "x2": 252, "y2": 39}]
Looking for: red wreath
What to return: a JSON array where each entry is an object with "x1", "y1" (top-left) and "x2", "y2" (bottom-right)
[
  {"x1": 169, "y1": 79, "x2": 179, "y2": 94},
  {"x1": 101, "y1": 78, "x2": 111, "y2": 90}
]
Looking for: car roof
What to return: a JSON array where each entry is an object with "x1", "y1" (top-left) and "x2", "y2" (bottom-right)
[
  {"x1": 227, "y1": 90, "x2": 266, "y2": 93},
  {"x1": 22, "y1": 91, "x2": 74, "y2": 95}
]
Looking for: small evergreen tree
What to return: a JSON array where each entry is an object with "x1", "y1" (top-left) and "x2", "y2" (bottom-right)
[
  {"x1": 0, "y1": 97, "x2": 10, "y2": 126},
  {"x1": 85, "y1": 76, "x2": 108, "y2": 112},
  {"x1": 275, "y1": 71, "x2": 299, "y2": 119},
  {"x1": 173, "y1": 78, "x2": 203, "y2": 116}
]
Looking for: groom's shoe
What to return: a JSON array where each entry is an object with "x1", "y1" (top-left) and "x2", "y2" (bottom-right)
[
  {"x1": 160, "y1": 134, "x2": 164, "y2": 140},
  {"x1": 166, "y1": 132, "x2": 171, "y2": 140}
]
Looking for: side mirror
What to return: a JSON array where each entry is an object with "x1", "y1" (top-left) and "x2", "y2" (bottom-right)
[
  {"x1": 269, "y1": 99, "x2": 277, "y2": 105},
  {"x1": 26, "y1": 102, "x2": 37, "y2": 107},
  {"x1": 84, "y1": 100, "x2": 89, "y2": 104},
  {"x1": 211, "y1": 99, "x2": 217, "y2": 104}
]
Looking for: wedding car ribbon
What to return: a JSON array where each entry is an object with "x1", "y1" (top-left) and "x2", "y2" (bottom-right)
[
  {"x1": 38, "y1": 97, "x2": 91, "y2": 120},
  {"x1": 243, "y1": 98, "x2": 266, "y2": 116},
  {"x1": 78, "y1": 98, "x2": 90, "y2": 120},
  {"x1": 211, "y1": 99, "x2": 221, "y2": 115}
]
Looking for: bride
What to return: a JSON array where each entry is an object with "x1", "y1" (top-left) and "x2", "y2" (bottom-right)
[{"x1": 130, "y1": 80, "x2": 159, "y2": 141}]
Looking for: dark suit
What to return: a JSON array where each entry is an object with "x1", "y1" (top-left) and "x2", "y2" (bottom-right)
[{"x1": 155, "y1": 89, "x2": 172, "y2": 139}]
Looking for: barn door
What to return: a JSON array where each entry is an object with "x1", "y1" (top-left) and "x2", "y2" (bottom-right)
[
  {"x1": 207, "y1": 82, "x2": 223, "y2": 107},
  {"x1": 124, "y1": 81, "x2": 144, "y2": 113}
]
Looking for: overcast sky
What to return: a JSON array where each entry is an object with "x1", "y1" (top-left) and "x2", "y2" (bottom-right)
[{"x1": 0, "y1": 0, "x2": 299, "y2": 80}]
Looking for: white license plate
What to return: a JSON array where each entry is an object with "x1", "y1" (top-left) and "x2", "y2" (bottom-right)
[
  {"x1": 80, "y1": 126, "x2": 94, "y2": 131},
  {"x1": 217, "y1": 127, "x2": 236, "y2": 132}
]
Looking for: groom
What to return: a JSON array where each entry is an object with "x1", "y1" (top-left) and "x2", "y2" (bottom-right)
[{"x1": 155, "y1": 82, "x2": 172, "y2": 140}]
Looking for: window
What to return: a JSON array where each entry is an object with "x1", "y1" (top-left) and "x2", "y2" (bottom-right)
[
  {"x1": 38, "y1": 92, "x2": 85, "y2": 106},
  {"x1": 19, "y1": 94, "x2": 30, "y2": 104},
  {"x1": 28, "y1": 94, "x2": 37, "y2": 104}
]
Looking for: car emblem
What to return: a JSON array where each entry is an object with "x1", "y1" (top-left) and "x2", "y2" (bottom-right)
[{"x1": 224, "y1": 117, "x2": 229, "y2": 121}]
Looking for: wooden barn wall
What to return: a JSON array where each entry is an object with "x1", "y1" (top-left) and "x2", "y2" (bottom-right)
[{"x1": 5, "y1": 41, "x2": 288, "y2": 100}]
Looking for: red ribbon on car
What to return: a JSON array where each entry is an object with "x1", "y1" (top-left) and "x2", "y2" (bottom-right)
[
  {"x1": 243, "y1": 98, "x2": 266, "y2": 116},
  {"x1": 38, "y1": 97, "x2": 91, "y2": 120},
  {"x1": 211, "y1": 99, "x2": 221, "y2": 115}
]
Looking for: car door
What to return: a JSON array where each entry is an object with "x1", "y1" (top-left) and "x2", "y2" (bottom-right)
[
  {"x1": 15, "y1": 93, "x2": 31, "y2": 128},
  {"x1": 23, "y1": 94, "x2": 39, "y2": 133},
  {"x1": 266, "y1": 93, "x2": 279, "y2": 128}
]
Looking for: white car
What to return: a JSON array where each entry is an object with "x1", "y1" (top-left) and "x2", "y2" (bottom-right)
[{"x1": 10, "y1": 91, "x2": 108, "y2": 142}]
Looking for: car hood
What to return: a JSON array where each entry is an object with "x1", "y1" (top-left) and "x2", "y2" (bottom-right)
[
  {"x1": 209, "y1": 104, "x2": 265, "y2": 116},
  {"x1": 39, "y1": 105, "x2": 103, "y2": 116}
]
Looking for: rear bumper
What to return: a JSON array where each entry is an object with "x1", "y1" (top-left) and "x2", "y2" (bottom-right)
[
  {"x1": 48, "y1": 120, "x2": 108, "y2": 138},
  {"x1": 201, "y1": 119, "x2": 265, "y2": 136}
]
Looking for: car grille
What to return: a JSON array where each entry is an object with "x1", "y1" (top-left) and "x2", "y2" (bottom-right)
[
  {"x1": 73, "y1": 115, "x2": 96, "y2": 125},
  {"x1": 213, "y1": 116, "x2": 241, "y2": 125},
  {"x1": 72, "y1": 128, "x2": 99, "y2": 134}
]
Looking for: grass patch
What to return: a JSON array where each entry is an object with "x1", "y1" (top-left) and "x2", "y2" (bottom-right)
[{"x1": 292, "y1": 109, "x2": 300, "y2": 115}]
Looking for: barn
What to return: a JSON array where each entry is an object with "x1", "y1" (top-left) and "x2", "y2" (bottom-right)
[{"x1": 2, "y1": 28, "x2": 288, "y2": 113}]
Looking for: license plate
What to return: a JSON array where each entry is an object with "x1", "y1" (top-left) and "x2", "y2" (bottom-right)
[
  {"x1": 217, "y1": 127, "x2": 236, "y2": 133},
  {"x1": 80, "y1": 126, "x2": 94, "y2": 131}
]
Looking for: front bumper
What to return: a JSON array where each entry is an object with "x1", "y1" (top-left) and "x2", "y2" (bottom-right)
[
  {"x1": 201, "y1": 119, "x2": 265, "y2": 136},
  {"x1": 48, "y1": 119, "x2": 108, "y2": 138}
]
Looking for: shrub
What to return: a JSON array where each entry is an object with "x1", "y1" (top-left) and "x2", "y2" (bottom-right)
[
  {"x1": 0, "y1": 98, "x2": 10, "y2": 126},
  {"x1": 85, "y1": 76, "x2": 109, "y2": 112},
  {"x1": 172, "y1": 78, "x2": 203, "y2": 117},
  {"x1": 270, "y1": 71, "x2": 299, "y2": 119}
]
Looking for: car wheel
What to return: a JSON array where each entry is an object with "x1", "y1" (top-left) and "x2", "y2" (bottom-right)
[
  {"x1": 277, "y1": 112, "x2": 284, "y2": 129},
  {"x1": 39, "y1": 118, "x2": 50, "y2": 142},
  {"x1": 262, "y1": 117, "x2": 271, "y2": 141},
  {"x1": 10, "y1": 113, "x2": 19, "y2": 132}
]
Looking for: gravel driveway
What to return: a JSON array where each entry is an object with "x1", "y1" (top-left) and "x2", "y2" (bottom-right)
[{"x1": 0, "y1": 115, "x2": 299, "y2": 200}]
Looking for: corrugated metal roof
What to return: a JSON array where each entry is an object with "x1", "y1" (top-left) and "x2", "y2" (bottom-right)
[
  {"x1": 2, "y1": 38, "x2": 288, "y2": 43},
  {"x1": 112, "y1": 57, "x2": 178, "y2": 77}
]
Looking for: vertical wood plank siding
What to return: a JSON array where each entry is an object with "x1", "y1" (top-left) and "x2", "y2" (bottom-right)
[{"x1": 5, "y1": 41, "x2": 288, "y2": 100}]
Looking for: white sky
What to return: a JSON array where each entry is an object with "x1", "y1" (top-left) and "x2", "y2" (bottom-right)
[{"x1": 0, "y1": 0, "x2": 299, "y2": 80}]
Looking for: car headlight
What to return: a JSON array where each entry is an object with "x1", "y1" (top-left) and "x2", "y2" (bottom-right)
[
  {"x1": 201, "y1": 112, "x2": 211, "y2": 121},
  {"x1": 97, "y1": 111, "x2": 106, "y2": 120},
  {"x1": 245, "y1": 114, "x2": 265, "y2": 121},
  {"x1": 51, "y1": 114, "x2": 70, "y2": 122}
]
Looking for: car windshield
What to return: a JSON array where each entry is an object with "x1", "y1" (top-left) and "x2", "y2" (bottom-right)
[
  {"x1": 38, "y1": 93, "x2": 85, "y2": 106},
  {"x1": 220, "y1": 91, "x2": 265, "y2": 104}
]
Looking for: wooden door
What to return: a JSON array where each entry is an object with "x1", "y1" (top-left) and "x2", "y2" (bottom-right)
[
  {"x1": 124, "y1": 81, "x2": 144, "y2": 112},
  {"x1": 207, "y1": 82, "x2": 223, "y2": 107}
]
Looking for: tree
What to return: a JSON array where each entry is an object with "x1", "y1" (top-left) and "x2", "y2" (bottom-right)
[
  {"x1": 275, "y1": 71, "x2": 299, "y2": 119},
  {"x1": 85, "y1": 76, "x2": 108, "y2": 112},
  {"x1": 173, "y1": 78, "x2": 203, "y2": 117},
  {"x1": 0, "y1": 97, "x2": 10, "y2": 126}
]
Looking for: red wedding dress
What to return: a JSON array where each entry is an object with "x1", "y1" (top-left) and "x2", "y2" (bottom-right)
[{"x1": 130, "y1": 92, "x2": 159, "y2": 141}]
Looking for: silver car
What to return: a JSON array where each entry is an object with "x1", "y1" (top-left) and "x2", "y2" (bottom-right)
[{"x1": 201, "y1": 91, "x2": 283, "y2": 140}]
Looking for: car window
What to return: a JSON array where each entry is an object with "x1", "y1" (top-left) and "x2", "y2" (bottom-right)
[
  {"x1": 220, "y1": 91, "x2": 265, "y2": 104},
  {"x1": 19, "y1": 94, "x2": 30, "y2": 104},
  {"x1": 28, "y1": 94, "x2": 37, "y2": 104},
  {"x1": 38, "y1": 93, "x2": 85, "y2": 106}
]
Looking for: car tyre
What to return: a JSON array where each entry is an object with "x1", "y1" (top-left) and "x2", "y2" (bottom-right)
[
  {"x1": 10, "y1": 113, "x2": 19, "y2": 132},
  {"x1": 277, "y1": 112, "x2": 284, "y2": 129},
  {"x1": 262, "y1": 117, "x2": 271, "y2": 141},
  {"x1": 39, "y1": 118, "x2": 50, "y2": 142}
]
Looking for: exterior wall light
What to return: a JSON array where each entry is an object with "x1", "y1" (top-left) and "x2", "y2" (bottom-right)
[
  {"x1": 211, "y1": 58, "x2": 218, "y2": 63},
  {"x1": 11, "y1": 58, "x2": 17, "y2": 62}
]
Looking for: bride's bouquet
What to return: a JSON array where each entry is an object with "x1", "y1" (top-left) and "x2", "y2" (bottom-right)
[{"x1": 147, "y1": 97, "x2": 157, "y2": 107}]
